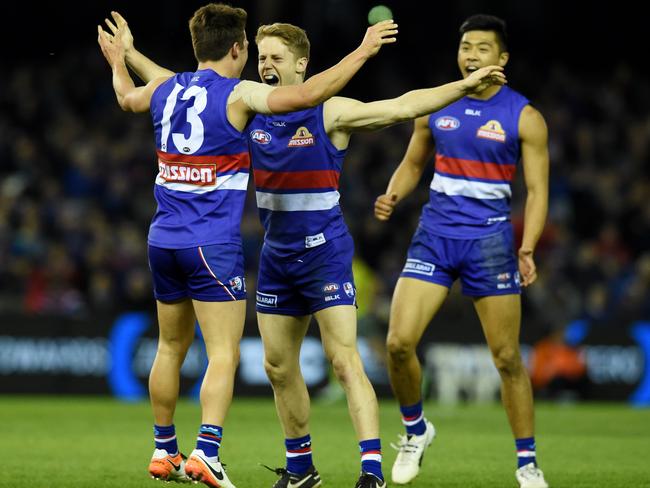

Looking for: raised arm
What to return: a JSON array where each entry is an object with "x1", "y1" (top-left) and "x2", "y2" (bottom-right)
[
  {"x1": 374, "y1": 116, "x2": 435, "y2": 221},
  {"x1": 230, "y1": 19, "x2": 397, "y2": 123},
  {"x1": 103, "y1": 11, "x2": 174, "y2": 83},
  {"x1": 268, "y1": 20, "x2": 397, "y2": 112},
  {"x1": 326, "y1": 65, "x2": 505, "y2": 134},
  {"x1": 517, "y1": 105, "x2": 549, "y2": 287},
  {"x1": 97, "y1": 25, "x2": 167, "y2": 113}
]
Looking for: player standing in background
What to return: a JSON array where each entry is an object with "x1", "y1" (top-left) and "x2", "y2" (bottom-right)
[
  {"x1": 106, "y1": 12, "x2": 505, "y2": 488},
  {"x1": 97, "y1": 5, "x2": 396, "y2": 487},
  {"x1": 374, "y1": 14, "x2": 550, "y2": 488}
]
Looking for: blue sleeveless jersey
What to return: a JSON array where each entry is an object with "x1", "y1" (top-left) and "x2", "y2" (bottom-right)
[
  {"x1": 248, "y1": 105, "x2": 348, "y2": 254},
  {"x1": 422, "y1": 86, "x2": 529, "y2": 238},
  {"x1": 148, "y1": 69, "x2": 249, "y2": 249}
]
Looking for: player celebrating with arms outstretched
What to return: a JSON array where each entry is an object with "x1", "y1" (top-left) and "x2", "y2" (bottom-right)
[
  {"x1": 375, "y1": 14, "x2": 550, "y2": 488},
  {"x1": 98, "y1": 4, "x2": 396, "y2": 487},
  {"x1": 248, "y1": 23, "x2": 503, "y2": 488},
  {"x1": 105, "y1": 12, "x2": 504, "y2": 488}
]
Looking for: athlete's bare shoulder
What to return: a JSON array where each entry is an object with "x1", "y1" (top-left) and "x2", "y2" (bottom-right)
[{"x1": 519, "y1": 105, "x2": 547, "y2": 141}]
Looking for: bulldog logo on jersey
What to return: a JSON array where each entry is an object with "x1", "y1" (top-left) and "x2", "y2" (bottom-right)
[
  {"x1": 288, "y1": 126, "x2": 315, "y2": 147},
  {"x1": 343, "y1": 282, "x2": 355, "y2": 298},
  {"x1": 229, "y1": 276, "x2": 245, "y2": 292},
  {"x1": 476, "y1": 119, "x2": 506, "y2": 142}
]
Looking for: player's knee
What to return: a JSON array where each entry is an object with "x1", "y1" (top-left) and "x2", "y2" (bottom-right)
[
  {"x1": 264, "y1": 357, "x2": 293, "y2": 386},
  {"x1": 158, "y1": 335, "x2": 193, "y2": 357},
  {"x1": 329, "y1": 350, "x2": 361, "y2": 385},
  {"x1": 206, "y1": 346, "x2": 240, "y2": 373},
  {"x1": 386, "y1": 334, "x2": 416, "y2": 363},
  {"x1": 491, "y1": 345, "x2": 523, "y2": 375}
]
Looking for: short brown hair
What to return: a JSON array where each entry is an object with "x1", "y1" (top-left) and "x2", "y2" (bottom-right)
[
  {"x1": 255, "y1": 23, "x2": 310, "y2": 60},
  {"x1": 189, "y1": 3, "x2": 247, "y2": 62}
]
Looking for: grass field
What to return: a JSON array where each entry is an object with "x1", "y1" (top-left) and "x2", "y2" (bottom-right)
[{"x1": 1, "y1": 397, "x2": 649, "y2": 487}]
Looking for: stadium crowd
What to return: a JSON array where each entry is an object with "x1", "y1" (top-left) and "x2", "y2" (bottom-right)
[{"x1": 1, "y1": 41, "x2": 648, "y2": 340}]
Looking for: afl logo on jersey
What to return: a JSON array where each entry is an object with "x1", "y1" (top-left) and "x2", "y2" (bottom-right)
[
  {"x1": 435, "y1": 116, "x2": 460, "y2": 131},
  {"x1": 250, "y1": 129, "x2": 272, "y2": 145},
  {"x1": 288, "y1": 126, "x2": 315, "y2": 147}
]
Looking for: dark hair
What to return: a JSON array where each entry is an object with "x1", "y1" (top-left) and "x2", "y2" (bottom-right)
[
  {"x1": 189, "y1": 3, "x2": 247, "y2": 62},
  {"x1": 459, "y1": 14, "x2": 508, "y2": 52}
]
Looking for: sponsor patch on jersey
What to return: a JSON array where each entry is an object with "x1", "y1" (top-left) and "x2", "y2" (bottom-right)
[
  {"x1": 305, "y1": 233, "x2": 326, "y2": 248},
  {"x1": 343, "y1": 282, "x2": 355, "y2": 298},
  {"x1": 288, "y1": 126, "x2": 315, "y2": 147},
  {"x1": 324, "y1": 294, "x2": 341, "y2": 302},
  {"x1": 403, "y1": 258, "x2": 436, "y2": 276},
  {"x1": 487, "y1": 216, "x2": 508, "y2": 224},
  {"x1": 323, "y1": 283, "x2": 339, "y2": 293},
  {"x1": 157, "y1": 160, "x2": 216, "y2": 186},
  {"x1": 256, "y1": 291, "x2": 278, "y2": 307},
  {"x1": 229, "y1": 276, "x2": 245, "y2": 292},
  {"x1": 435, "y1": 116, "x2": 460, "y2": 131},
  {"x1": 250, "y1": 129, "x2": 272, "y2": 145},
  {"x1": 476, "y1": 119, "x2": 506, "y2": 142},
  {"x1": 465, "y1": 108, "x2": 481, "y2": 116}
]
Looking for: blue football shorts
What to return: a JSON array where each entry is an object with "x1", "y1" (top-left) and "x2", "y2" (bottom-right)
[
  {"x1": 148, "y1": 243, "x2": 246, "y2": 302},
  {"x1": 400, "y1": 226, "x2": 521, "y2": 296},
  {"x1": 256, "y1": 233, "x2": 357, "y2": 315}
]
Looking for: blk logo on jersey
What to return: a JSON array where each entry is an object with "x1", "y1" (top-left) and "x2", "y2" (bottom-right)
[
  {"x1": 288, "y1": 126, "x2": 315, "y2": 147},
  {"x1": 250, "y1": 129, "x2": 272, "y2": 145},
  {"x1": 465, "y1": 108, "x2": 481, "y2": 116},
  {"x1": 477, "y1": 119, "x2": 506, "y2": 142},
  {"x1": 157, "y1": 160, "x2": 216, "y2": 186},
  {"x1": 435, "y1": 116, "x2": 460, "y2": 131}
]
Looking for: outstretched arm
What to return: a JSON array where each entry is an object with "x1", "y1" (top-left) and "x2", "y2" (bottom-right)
[
  {"x1": 518, "y1": 105, "x2": 549, "y2": 287},
  {"x1": 231, "y1": 20, "x2": 398, "y2": 119},
  {"x1": 97, "y1": 25, "x2": 167, "y2": 112},
  {"x1": 103, "y1": 11, "x2": 174, "y2": 82},
  {"x1": 268, "y1": 20, "x2": 397, "y2": 112},
  {"x1": 374, "y1": 115, "x2": 434, "y2": 221},
  {"x1": 327, "y1": 65, "x2": 505, "y2": 133}
]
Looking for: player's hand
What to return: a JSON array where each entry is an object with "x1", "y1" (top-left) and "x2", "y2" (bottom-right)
[
  {"x1": 518, "y1": 248, "x2": 537, "y2": 287},
  {"x1": 374, "y1": 193, "x2": 398, "y2": 221},
  {"x1": 97, "y1": 24, "x2": 125, "y2": 68},
  {"x1": 358, "y1": 20, "x2": 398, "y2": 58},
  {"x1": 102, "y1": 11, "x2": 134, "y2": 53},
  {"x1": 462, "y1": 65, "x2": 507, "y2": 94}
]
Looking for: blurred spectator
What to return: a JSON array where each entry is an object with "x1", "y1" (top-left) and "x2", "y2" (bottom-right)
[
  {"x1": 529, "y1": 327, "x2": 588, "y2": 401},
  {"x1": 0, "y1": 26, "x2": 648, "y2": 343}
]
